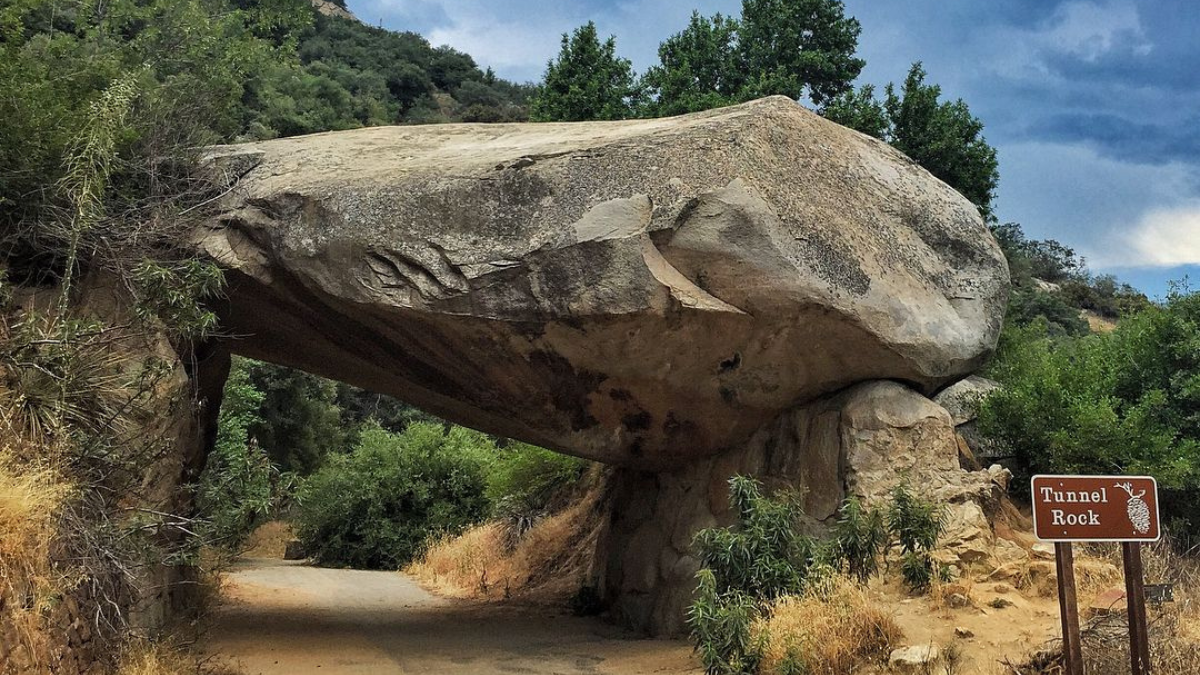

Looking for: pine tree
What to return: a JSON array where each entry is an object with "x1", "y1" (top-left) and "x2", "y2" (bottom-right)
[{"x1": 530, "y1": 22, "x2": 637, "y2": 122}]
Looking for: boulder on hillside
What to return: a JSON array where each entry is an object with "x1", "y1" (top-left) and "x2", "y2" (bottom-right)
[
  {"x1": 935, "y1": 375, "x2": 1004, "y2": 464},
  {"x1": 196, "y1": 96, "x2": 1009, "y2": 468}
]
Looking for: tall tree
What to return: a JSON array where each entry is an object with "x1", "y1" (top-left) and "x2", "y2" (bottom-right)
[
  {"x1": 821, "y1": 63, "x2": 999, "y2": 221},
  {"x1": 885, "y1": 63, "x2": 999, "y2": 220},
  {"x1": 820, "y1": 83, "x2": 889, "y2": 139},
  {"x1": 245, "y1": 360, "x2": 351, "y2": 475},
  {"x1": 640, "y1": 12, "x2": 744, "y2": 117},
  {"x1": 530, "y1": 21, "x2": 637, "y2": 122},
  {"x1": 738, "y1": 0, "x2": 865, "y2": 105}
]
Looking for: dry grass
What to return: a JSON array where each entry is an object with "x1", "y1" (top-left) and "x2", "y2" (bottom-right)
[
  {"x1": 407, "y1": 486, "x2": 605, "y2": 603},
  {"x1": 0, "y1": 445, "x2": 74, "y2": 668},
  {"x1": 117, "y1": 638, "x2": 243, "y2": 675},
  {"x1": 1012, "y1": 540, "x2": 1200, "y2": 674},
  {"x1": 241, "y1": 521, "x2": 294, "y2": 559},
  {"x1": 755, "y1": 576, "x2": 903, "y2": 675}
]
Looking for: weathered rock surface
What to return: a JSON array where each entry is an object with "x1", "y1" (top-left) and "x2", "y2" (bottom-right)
[
  {"x1": 602, "y1": 380, "x2": 1013, "y2": 634},
  {"x1": 197, "y1": 96, "x2": 1008, "y2": 468},
  {"x1": 935, "y1": 375, "x2": 1003, "y2": 464},
  {"x1": 934, "y1": 375, "x2": 1001, "y2": 426}
]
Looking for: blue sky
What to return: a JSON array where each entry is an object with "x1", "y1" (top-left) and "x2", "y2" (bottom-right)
[{"x1": 347, "y1": 0, "x2": 1199, "y2": 298}]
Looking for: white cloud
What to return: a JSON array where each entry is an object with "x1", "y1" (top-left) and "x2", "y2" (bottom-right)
[
  {"x1": 997, "y1": 140, "x2": 1199, "y2": 270},
  {"x1": 1042, "y1": 0, "x2": 1151, "y2": 62},
  {"x1": 1119, "y1": 205, "x2": 1200, "y2": 267}
]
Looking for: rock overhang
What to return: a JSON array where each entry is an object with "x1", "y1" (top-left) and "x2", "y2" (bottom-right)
[{"x1": 195, "y1": 96, "x2": 1009, "y2": 469}]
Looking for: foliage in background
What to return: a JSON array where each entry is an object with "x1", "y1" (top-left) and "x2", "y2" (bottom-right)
[
  {"x1": 989, "y1": 222, "x2": 1151, "y2": 336},
  {"x1": 248, "y1": 13, "x2": 532, "y2": 136},
  {"x1": 196, "y1": 358, "x2": 289, "y2": 551},
  {"x1": 243, "y1": 360, "x2": 350, "y2": 475},
  {"x1": 293, "y1": 422, "x2": 494, "y2": 569},
  {"x1": 979, "y1": 288, "x2": 1200, "y2": 539},
  {"x1": 530, "y1": 22, "x2": 639, "y2": 122}
]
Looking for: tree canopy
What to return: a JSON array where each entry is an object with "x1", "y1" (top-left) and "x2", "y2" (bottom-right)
[
  {"x1": 640, "y1": 0, "x2": 864, "y2": 116},
  {"x1": 822, "y1": 63, "x2": 1000, "y2": 220},
  {"x1": 530, "y1": 22, "x2": 638, "y2": 122}
]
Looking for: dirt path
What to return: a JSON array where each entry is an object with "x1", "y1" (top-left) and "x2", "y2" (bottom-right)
[{"x1": 203, "y1": 559, "x2": 699, "y2": 675}]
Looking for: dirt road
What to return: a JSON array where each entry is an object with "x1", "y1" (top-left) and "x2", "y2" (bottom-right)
[{"x1": 203, "y1": 559, "x2": 699, "y2": 675}]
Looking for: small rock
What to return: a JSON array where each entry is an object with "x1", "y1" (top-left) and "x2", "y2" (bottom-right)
[
  {"x1": 890, "y1": 645, "x2": 941, "y2": 671},
  {"x1": 1032, "y1": 543, "x2": 1056, "y2": 560},
  {"x1": 947, "y1": 593, "x2": 972, "y2": 609},
  {"x1": 1089, "y1": 587, "x2": 1128, "y2": 617},
  {"x1": 954, "y1": 627, "x2": 975, "y2": 639},
  {"x1": 988, "y1": 597, "x2": 1015, "y2": 609}
]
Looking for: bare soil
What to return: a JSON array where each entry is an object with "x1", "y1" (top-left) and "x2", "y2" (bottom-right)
[{"x1": 201, "y1": 559, "x2": 699, "y2": 675}]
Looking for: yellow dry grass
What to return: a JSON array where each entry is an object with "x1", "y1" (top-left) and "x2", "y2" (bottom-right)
[
  {"x1": 241, "y1": 520, "x2": 295, "y2": 559},
  {"x1": 755, "y1": 576, "x2": 903, "y2": 675},
  {"x1": 117, "y1": 638, "x2": 243, "y2": 675},
  {"x1": 0, "y1": 445, "x2": 73, "y2": 666},
  {"x1": 407, "y1": 488, "x2": 603, "y2": 602}
]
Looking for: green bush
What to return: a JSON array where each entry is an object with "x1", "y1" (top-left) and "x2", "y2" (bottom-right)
[
  {"x1": 828, "y1": 496, "x2": 887, "y2": 583},
  {"x1": 486, "y1": 443, "x2": 587, "y2": 514},
  {"x1": 688, "y1": 476, "x2": 819, "y2": 674},
  {"x1": 885, "y1": 483, "x2": 944, "y2": 593},
  {"x1": 689, "y1": 569, "x2": 766, "y2": 675},
  {"x1": 979, "y1": 289, "x2": 1200, "y2": 540},
  {"x1": 293, "y1": 422, "x2": 493, "y2": 569}
]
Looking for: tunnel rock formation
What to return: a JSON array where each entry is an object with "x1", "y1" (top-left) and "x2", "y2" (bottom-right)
[{"x1": 195, "y1": 96, "x2": 1009, "y2": 470}]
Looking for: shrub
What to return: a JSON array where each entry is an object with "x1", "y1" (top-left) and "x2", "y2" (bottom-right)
[
  {"x1": 486, "y1": 442, "x2": 587, "y2": 545},
  {"x1": 828, "y1": 496, "x2": 887, "y2": 583},
  {"x1": 886, "y1": 483, "x2": 944, "y2": 593},
  {"x1": 979, "y1": 289, "x2": 1200, "y2": 538},
  {"x1": 293, "y1": 422, "x2": 492, "y2": 569},
  {"x1": 690, "y1": 569, "x2": 766, "y2": 675},
  {"x1": 195, "y1": 359, "x2": 286, "y2": 551},
  {"x1": 689, "y1": 476, "x2": 820, "y2": 674}
]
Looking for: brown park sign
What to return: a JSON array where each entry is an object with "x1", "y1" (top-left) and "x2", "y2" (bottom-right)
[{"x1": 1032, "y1": 475, "x2": 1160, "y2": 542}]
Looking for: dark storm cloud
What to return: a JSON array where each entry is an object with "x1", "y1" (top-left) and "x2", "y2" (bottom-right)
[{"x1": 350, "y1": 0, "x2": 1200, "y2": 289}]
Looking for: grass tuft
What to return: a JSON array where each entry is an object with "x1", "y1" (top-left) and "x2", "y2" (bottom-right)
[{"x1": 755, "y1": 576, "x2": 903, "y2": 675}]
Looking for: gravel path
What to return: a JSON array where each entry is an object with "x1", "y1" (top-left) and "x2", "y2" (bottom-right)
[{"x1": 203, "y1": 559, "x2": 698, "y2": 675}]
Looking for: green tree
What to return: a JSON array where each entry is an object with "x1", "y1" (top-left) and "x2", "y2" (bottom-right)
[
  {"x1": 641, "y1": 12, "x2": 744, "y2": 116},
  {"x1": 820, "y1": 63, "x2": 999, "y2": 220},
  {"x1": 820, "y1": 83, "x2": 889, "y2": 139},
  {"x1": 530, "y1": 21, "x2": 637, "y2": 122},
  {"x1": 294, "y1": 422, "x2": 494, "y2": 568},
  {"x1": 196, "y1": 358, "x2": 281, "y2": 549},
  {"x1": 245, "y1": 361, "x2": 350, "y2": 475},
  {"x1": 738, "y1": 0, "x2": 864, "y2": 105},
  {"x1": 885, "y1": 63, "x2": 999, "y2": 220}
]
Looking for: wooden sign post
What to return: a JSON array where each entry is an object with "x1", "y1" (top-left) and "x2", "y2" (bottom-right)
[{"x1": 1032, "y1": 475, "x2": 1160, "y2": 675}]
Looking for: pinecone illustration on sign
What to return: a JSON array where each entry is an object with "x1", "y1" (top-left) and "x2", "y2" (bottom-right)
[{"x1": 1117, "y1": 482, "x2": 1151, "y2": 534}]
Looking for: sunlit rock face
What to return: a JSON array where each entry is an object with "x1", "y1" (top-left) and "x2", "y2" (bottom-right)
[{"x1": 196, "y1": 96, "x2": 1008, "y2": 470}]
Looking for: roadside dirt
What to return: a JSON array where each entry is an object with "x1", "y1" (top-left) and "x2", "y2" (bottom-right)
[{"x1": 202, "y1": 559, "x2": 699, "y2": 675}]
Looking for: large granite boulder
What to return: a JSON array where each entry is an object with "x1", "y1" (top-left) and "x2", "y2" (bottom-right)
[{"x1": 196, "y1": 96, "x2": 1008, "y2": 468}]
